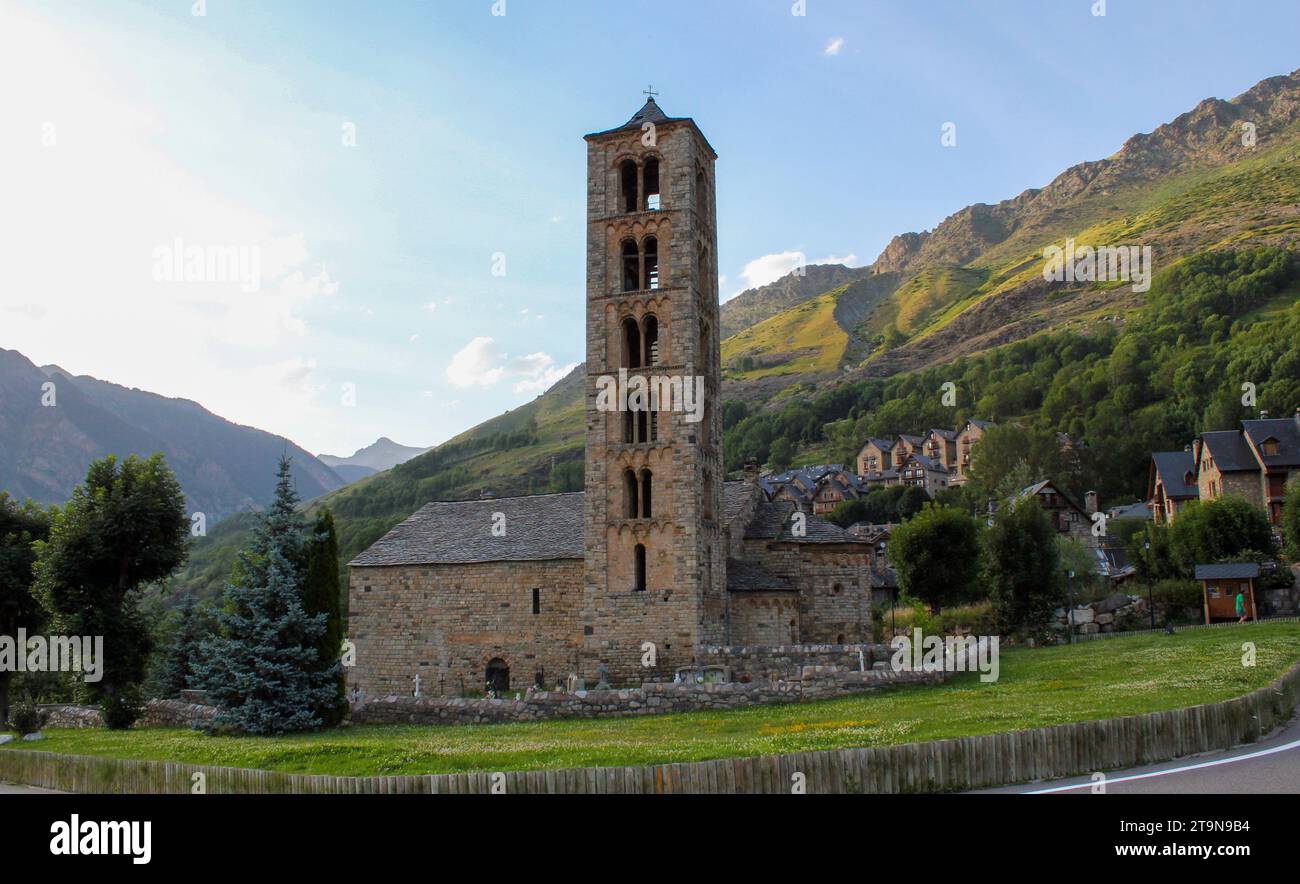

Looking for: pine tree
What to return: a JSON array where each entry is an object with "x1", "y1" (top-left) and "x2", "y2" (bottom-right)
[
  {"x1": 304, "y1": 508, "x2": 346, "y2": 725},
  {"x1": 194, "y1": 457, "x2": 337, "y2": 734},
  {"x1": 152, "y1": 596, "x2": 216, "y2": 699}
]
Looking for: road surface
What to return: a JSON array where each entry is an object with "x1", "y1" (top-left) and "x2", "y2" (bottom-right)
[{"x1": 980, "y1": 714, "x2": 1300, "y2": 794}]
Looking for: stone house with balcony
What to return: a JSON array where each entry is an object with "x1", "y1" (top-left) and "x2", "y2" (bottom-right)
[
  {"x1": 1193, "y1": 410, "x2": 1300, "y2": 527},
  {"x1": 953, "y1": 419, "x2": 992, "y2": 486},
  {"x1": 1148, "y1": 448, "x2": 1199, "y2": 525}
]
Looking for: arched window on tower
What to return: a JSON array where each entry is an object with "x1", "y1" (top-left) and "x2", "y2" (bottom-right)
[
  {"x1": 702, "y1": 469, "x2": 714, "y2": 521},
  {"x1": 644, "y1": 157, "x2": 661, "y2": 211},
  {"x1": 620, "y1": 160, "x2": 639, "y2": 214},
  {"x1": 644, "y1": 314, "x2": 660, "y2": 366},
  {"x1": 622, "y1": 316, "x2": 642, "y2": 368},
  {"x1": 624, "y1": 469, "x2": 639, "y2": 518},
  {"x1": 636, "y1": 409, "x2": 648, "y2": 444},
  {"x1": 640, "y1": 469, "x2": 653, "y2": 518},
  {"x1": 643, "y1": 236, "x2": 659, "y2": 290},
  {"x1": 634, "y1": 543, "x2": 647, "y2": 592},
  {"x1": 622, "y1": 240, "x2": 640, "y2": 293},
  {"x1": 623, "y1": 410, "x2": 635, "y2": 444}
]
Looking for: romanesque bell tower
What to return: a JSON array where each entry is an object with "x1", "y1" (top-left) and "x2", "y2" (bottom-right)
[{"x1": 582, "y1": 95, "x2": 725, "y2": 684}]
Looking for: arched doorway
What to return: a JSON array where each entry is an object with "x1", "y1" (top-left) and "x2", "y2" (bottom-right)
[{"x1": 486, "y1": 658, "x2": 510, "y2": 694}]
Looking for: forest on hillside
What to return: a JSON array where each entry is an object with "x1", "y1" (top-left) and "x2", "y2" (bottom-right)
[{"x1": 723, "y1": 247, "x2": 1300, "y2": 507}]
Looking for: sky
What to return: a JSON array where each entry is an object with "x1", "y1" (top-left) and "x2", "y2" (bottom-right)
[{"x1": 2, "y1": 0, "x2": 1298, "y2": 457}]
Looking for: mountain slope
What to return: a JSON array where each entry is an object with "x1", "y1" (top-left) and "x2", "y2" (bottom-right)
[
  {"x1": 0, "y1": 349, "x2": 344, "y2": 523},
  {"x1": 719, "y1": 264, "x2": 872, "y2": 338}
]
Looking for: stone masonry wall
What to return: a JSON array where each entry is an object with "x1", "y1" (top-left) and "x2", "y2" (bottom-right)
[
  {"x1": 349, "y1": 560, "x2": 584, "y2": 698},
  {"x1": 352, "y1": 667, "x2": 942, "y2": 726},
  {"x1": 697, "y1": 642, "x2": 895, "y2": 682},
  {"x1": 740, "y1": 539, "x2": 874, "y2": 645}
]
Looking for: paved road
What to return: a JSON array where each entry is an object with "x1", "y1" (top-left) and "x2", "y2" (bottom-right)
[
  {"x1": 980, "y1": 714, "x2": 1300, "y2": 794},
  {"x1": 0, "y1": 782, "x2": 62, "y2": 794}
]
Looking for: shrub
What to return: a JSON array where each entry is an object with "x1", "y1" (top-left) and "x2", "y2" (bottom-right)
[
  {"x1": 7, "y1": 701, "x2": 44, "y2": 736},
  {"x1": 1150, "y1": 579, "x2": 1202, "y2": 622},
  {"x1": 101, "y1": 691, "x2": 143, "y2": 731}
]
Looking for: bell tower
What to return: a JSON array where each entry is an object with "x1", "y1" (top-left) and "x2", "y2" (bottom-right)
[{"x1": 581, "y1": 95, "x2": 725, "y2": 684}]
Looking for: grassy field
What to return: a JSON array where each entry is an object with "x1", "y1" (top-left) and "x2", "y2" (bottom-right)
[{"x1": 4, "y1": 622, "x2": 1298, "y2": 777}]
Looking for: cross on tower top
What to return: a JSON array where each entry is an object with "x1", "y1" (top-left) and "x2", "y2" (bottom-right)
[{"x1": 643, "y1": 85, "x2": 659, "y2": 100}]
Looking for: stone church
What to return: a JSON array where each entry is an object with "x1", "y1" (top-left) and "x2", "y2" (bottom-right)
[{"x1": 347, "y1": 99, "x2": 874, "y2": 698}]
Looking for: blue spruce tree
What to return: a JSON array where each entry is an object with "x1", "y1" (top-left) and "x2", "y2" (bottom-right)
[{"x1": 195, "y1": 457, "x2": 338, "y2": 734}]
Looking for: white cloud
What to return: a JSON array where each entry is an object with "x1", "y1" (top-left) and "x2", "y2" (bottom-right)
[
  {"x1": 814, "y1": 253, "x2": 860, "y2": 266},
  {"x1": 823, "y1": 37, "x2": 845, "y2": 57},
  {"x1": 424, "y1": 300, "x2": 438, "y2": 313},
  {"x1": 444, "y1": 337, "x2": 575, "y2": 393},
  {"x1": 736, "y1": 251, "x2": 809, "y2": 291},
  {"x1": 446, "y1": 337, "x2": 506, "y2": 388},
  {"x1": 510, "y1": 352, "x2": 577, "y2": 393}
]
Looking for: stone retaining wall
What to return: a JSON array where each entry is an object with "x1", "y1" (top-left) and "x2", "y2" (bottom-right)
[
  {"x1": 352, "y1": 667, "x2": 939, "y2": 726},
  {"x1": 37, "y1": 700, "x2": 217, "y2": 731},
  {"x1": 695, "y1": 642, "x2": 894, "y2": 681}
]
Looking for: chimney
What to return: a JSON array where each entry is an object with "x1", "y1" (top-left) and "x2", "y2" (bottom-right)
[
  {"x1": 743, "y1": 456, "x2": 760, "y2": 485},
  {"x1": 1192, "y1": 437, "x2": 1203, "y2": 464},
  {"x1": 1085, "y1": 491, "x2": 1099, "y2": 515}
]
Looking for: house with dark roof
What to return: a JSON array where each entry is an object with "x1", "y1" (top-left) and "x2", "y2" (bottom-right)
[
  {"x1": 1193, "y1": 409, "x2": 1300, "y2": 527},
  {"x1": 854, "y1": 420, "x2": 994, "y2": 488},
  {"x1": 1148, "y1": 448, "x2": 1199, "y2": 524},
  {"x1": 1016, "y1": 479, "x2": 1093, "y2": 539}
]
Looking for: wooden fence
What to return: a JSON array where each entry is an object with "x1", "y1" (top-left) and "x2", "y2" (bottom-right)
[{"x1": 3, "y1": 661, "x2": 1298, "y2": 795}]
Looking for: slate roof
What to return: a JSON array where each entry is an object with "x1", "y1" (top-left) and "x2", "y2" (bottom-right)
[
  {"x1": 726, "y1": 558, "x2": 796, "y2": 593},
  {"x1": 1243, "y1": 417, "x2": 1300, "y2": 469},
  {"x1": 585, "y1": 98, "x2": 718, "y2": 157},
  {"x1": 928, "y1": 428, "x2": 957, "y2": 441},
  {"x1": 744, "y1": 499, "x2": 867, "y2": 545},
  {"x1": 723, "y1": 481, "x2": 758, "y2": 527},
  {"x1": 1194, "y1": 563, "x2": 1261, "y2": 580},
  {"x1": 350, "y1": 493, "x2": 584, "y2": 567},
  {"x1": 1200, "y1": 430, "x2": 1257, "y2": 472},
  {"x1": 1017, "y1": 479, "x2": 1089, "y2": 515},
  {"x1": 906, "y1": 453, "x2": 946, "y2": 473},
  {"x1": 1151, "y1": 450, "x2": 1199, "y2": 499},
  {"x1": 869, "y1": 566, "x2": 899, "y2": 590}
]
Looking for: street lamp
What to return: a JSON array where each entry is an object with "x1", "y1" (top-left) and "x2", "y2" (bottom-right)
[
  {"x1": 1144, "y1": 541, "x2": 1155, "y2": 629},
  {"x1": 1064, "y1": 569, "x2": 1076, "y2": 644}
]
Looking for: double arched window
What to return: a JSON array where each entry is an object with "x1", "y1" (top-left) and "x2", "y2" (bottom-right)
[
  {"x1": 619, "y1": 157, "x2": 662, "y2": 214},
  {"x1": 621, "y1": 314, "x2": 660, "y2": 369},
  {"x1": 623, "y1": 468, "x2": 654, "y2": 518},
  {"x1": 619, "y1": 236, "x2": 661, "y2": 292}
]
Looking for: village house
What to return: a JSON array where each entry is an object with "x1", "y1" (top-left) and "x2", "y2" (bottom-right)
[
  {"x1": 1193, "y1": 409, "x2": 1300, "y2": 528},
  {"x1": 1016, "y1": 479, "x2": 1093, "y2": 540},
  {"x1": 854, "y1": 419, "x2": 994, "y2": 489},
  {"x1": 1148, "y1": 448, "x2": 1199, "y2": 525},
  {"x1": 899, "y1": 452, "x2": 950, "y2": 497},
  {"x1": 953, "y1": 419, "x2": 992, "y2": 486}
]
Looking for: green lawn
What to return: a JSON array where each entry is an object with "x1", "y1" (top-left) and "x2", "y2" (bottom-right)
[{"x1": 5, "y1": 622, "x2": 1298, "y2": 777}]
